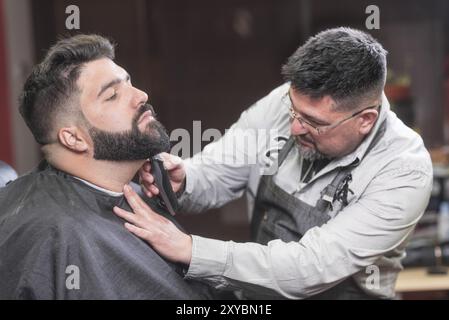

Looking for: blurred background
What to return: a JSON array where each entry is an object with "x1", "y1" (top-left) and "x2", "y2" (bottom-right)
[{"x1": 1, "y1": 0, "x2": 449, "y2": 298}]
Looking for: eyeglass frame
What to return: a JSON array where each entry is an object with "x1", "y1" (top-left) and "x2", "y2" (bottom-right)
[{"x1": 282, "y1": 92, "x2": 381, "y2": 135}]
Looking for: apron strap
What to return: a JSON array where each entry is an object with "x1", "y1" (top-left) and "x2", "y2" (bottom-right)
[
  {"x1": 278, "y1": 137, "x2": 295, "y2": 165},
  {"x1": 266, "y1": 136, "x2": 295, "y2": 171},
  {"x1": 315, "y1": 165, "x2": 354, "y2": 211}
]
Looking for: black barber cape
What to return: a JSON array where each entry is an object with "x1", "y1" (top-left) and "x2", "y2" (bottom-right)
[{"x1": 0, "y1": 161, "x2": 212, "y2": 299}]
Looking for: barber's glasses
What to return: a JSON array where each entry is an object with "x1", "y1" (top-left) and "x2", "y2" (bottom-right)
[{"x1": 282, "y1": 92, "x2": 381, "y2": 135}]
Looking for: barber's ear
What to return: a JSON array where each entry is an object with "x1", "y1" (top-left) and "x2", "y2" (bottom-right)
[
  {"x1": 358, "y1": 110, "x2": 379, "y2": 135},
  {"x1": 58, "y1": 127, "x2": 89, "y2": 152}
]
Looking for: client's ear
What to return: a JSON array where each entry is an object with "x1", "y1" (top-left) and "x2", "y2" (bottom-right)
[{"x1": 58, "y1": 127, "x2": 89, "y2": 152}]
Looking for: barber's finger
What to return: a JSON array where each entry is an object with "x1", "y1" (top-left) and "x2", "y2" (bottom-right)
[
  {"x1": 124, "y1": 184, "x2": 161, "y2": 221},
  {"x1": 123, "y1": 184, "x2": 150, "y2": 213},
  {"x1": 114, "y1": 205, "x2": 156, "y2": 230},
  {"x1": 159, "y1": 152, "x2": 182, "y2": 170},
  {"x1": 143, "y1": 161, "x2": 151, "y2": 173},
  {"x1": 158, "y1": 152, "x2": 171, "y2": 162},
  {"x1": 141, "y1": 171, "x2": 154, "y2": 184},
  {"x1": 113, "y1": 206, "x2": 140, "y2": 225},
  {"x1": 140, "y1": 181, "x2": 159, "y2": 198},
  {"x1": 125, "y1": 223, "x2": 153, "y2": 242},
  {"x1": 140, "y1": 180, "x2": 152, "y2": 193},
  {"x1": 143, "y1": 187, "x2": 153, "y2": 198},
  {"x1": 148, "y1": 184, "x2": 159, "y2": 195}
]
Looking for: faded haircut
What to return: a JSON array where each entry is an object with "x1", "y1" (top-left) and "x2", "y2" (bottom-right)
[
  {"x1": 282, "y1": 27, "x2": 387, "y2": 111},
  {"x1": 19, "y1": 34, "x2": 115, "y2": 145}
]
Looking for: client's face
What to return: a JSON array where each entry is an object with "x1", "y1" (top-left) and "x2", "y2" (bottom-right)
[{"x1": 77, "y1": 58, "x2": 170, "y2": 161}]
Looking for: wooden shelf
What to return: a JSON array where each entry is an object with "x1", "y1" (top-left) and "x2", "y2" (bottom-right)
[{"x1": 396, "y1": 267, "x2": 449, "y2": 292}]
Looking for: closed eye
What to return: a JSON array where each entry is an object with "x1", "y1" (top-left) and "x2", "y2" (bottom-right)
[
  {"x1": 290, "y1": 106, "x2": 328, "y2": 126},
  {"x1": 307, "y1": 118, "x2": 327, "y2": 126},
  {"x1": 297, "y1": 112, "x2": 328, "y2": 126},
  {"x1": 105, "y1": 91, "x2": 117, "y2": 101}
]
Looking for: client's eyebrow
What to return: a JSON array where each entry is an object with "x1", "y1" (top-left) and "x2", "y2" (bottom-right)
[{"x1": 97, "y1": 73, "x2": 130, "y2": 98}]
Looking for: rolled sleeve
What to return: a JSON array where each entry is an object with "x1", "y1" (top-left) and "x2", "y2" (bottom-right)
[{"x1": 185, "y1": 236, "x2": 229, "y2": 287}]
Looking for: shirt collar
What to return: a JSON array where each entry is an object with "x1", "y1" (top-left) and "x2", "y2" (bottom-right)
[
  {"x1": 72, "y1": 176, "x2": 124, "y2": 197},
  {"x1": 338, "y1": 92, "x2": 389, "y2": 165}
]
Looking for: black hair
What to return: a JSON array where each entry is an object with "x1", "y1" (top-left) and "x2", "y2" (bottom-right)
[
  {"x1": 19, "y1": 34, "x2": 115, "y2": 145},
  {"x1": 281, "y1": 27, "x2": 387, "y2": 110}
]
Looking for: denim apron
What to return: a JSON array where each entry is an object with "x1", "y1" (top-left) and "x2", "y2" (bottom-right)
[{"x1": 251, "y1": 121, "x2": 386, "y2": 299}]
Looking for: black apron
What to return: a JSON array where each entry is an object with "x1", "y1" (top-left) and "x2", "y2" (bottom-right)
[{"x1": 251, "y1": 121, "x2": 386, "y2": 300}]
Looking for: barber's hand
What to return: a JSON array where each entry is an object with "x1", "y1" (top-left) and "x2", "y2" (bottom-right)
[
  {"x1": 113, "y1": 184, "x2": 192, "y2": 265},
  {"x1": 140, "y1": 152, "x2": 186, "y2": 198}
]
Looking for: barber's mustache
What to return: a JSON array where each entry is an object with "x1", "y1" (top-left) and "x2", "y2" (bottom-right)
[{"x1": 296, "y1": 135, "x2": 315, "y2": 145}]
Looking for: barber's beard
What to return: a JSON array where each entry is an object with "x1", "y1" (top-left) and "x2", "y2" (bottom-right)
[
  {"x1": 294, "y1": 135, "x2": 328, "y2": 162},
  {"x1": 88, "y1": 103, "x2": 170, "y2": 161}
]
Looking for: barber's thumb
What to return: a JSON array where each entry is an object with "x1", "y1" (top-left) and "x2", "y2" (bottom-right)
[{"x1": 160, "y1": 153, "x2": 182, "y2": 170}]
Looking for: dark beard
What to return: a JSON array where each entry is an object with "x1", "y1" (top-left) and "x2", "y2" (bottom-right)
[{"x1": 88, "y1": 103, "x2": 170, "y2": 161}]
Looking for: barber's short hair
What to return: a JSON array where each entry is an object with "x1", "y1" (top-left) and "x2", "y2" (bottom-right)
[
  {"x1": 281, "y1": 27, "x2": 387, "y2": 111},
  {"x1": 19, "y1": 34, "x2": 115, "y2": 145}
]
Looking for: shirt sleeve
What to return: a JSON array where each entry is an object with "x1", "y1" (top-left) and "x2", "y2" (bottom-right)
[
  {"x1": 185, "y1": 164, "x2": 433, "y2": 299},
  {"x1": 178, "y1": 84, "x2": 290, "y2": 213}
]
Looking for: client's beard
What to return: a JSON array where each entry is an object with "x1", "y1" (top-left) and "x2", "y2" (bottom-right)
[{"x1": 88, "y1": 103, "x2": 170, "y2": 161}]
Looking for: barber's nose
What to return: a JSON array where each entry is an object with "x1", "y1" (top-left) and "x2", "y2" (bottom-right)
[{"x1": 290, "y1": 118, "x2": 309, "y2": 136}]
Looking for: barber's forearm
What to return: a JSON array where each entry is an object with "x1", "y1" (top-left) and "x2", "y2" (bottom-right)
[
  {"x1": 184, "y1": 236, "x2": 294, "y2": 297},
  {"x1": 184, "y1": 230, "x2": 361, "y2": 299},
  {"x1": 177, "y1": 159, "x2": 247, "y2": 213},
  {"x1": 177, "y1": 162, "x2": 214, "y2": 213},
  {"x1": 186, "y1": 235, "x2": 228, "y2": 280},
  {"x1": 185, "y1": 236, "x2": 293, "y2": 297}
]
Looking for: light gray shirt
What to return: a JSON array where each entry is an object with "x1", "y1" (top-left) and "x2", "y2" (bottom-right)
[{"x1": 180, "y1": 83, "x2": 433, "y2": 299}]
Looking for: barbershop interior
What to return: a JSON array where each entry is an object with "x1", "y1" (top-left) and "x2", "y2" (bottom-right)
[{"x1": 1, "y1": 0, "x2": 449, "y2": 300}]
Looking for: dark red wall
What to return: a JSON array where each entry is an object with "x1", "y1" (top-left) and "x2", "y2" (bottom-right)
[{"x1": 0, "y1": 0, "x2": 13, "y2": 165}]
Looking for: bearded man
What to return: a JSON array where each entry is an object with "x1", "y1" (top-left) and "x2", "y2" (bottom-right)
[{"x1": 0, "y1": 34, "x2": 212, "y2": 300}]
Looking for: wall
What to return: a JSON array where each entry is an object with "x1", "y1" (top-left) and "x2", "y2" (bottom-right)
[{"x1": 3, "y1": 0, "x2": 39, "y2": 173}]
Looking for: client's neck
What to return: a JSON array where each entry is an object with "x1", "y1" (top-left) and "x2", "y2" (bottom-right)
[{"x1": 45, "y1": 148, "x2": 144, "y2": 193}]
